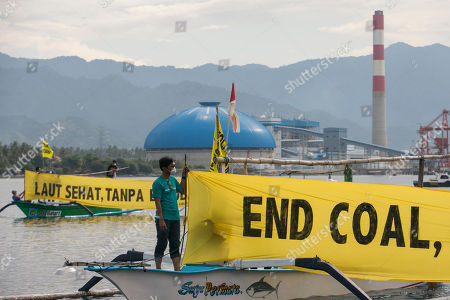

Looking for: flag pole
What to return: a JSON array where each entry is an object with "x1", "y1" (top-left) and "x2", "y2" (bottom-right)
[
  {"x1": 225, "y1": 118, "x2": 232, "y2": 174},
  {"x1": 215, "y1": 106, "x2": 223, "y2": 173},
  {"x1": 226, "y1": 82, "x2": 234, "y2": 152},
  {"x1": 41, "y1": 139, "x2": 44, "y2": 171},
  {"x1": 226, "y1": 118, "x2": 230, "y2": 146}
]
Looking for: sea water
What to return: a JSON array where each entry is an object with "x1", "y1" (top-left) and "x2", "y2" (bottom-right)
[{"x1": 0, "y1": 175, "x2": 449, "y2": 299}]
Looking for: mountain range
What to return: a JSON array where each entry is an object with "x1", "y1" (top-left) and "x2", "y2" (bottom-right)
[{"x1": 0, "y1": 42, "x2": 449, "y2": 150}]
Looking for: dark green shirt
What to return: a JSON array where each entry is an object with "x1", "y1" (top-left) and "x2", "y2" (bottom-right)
[
  {"x1": 152, "y1": 176, "x2": 181, "y2": 220},
  {"x1": 344, "y1": 168, "x2": 353, "y2": 182}
]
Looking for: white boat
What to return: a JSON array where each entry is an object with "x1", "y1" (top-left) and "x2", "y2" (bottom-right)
[
  {"x1": 414, "y1": 172, "x2": 450, "y2": 187},
  {"x1": 80, "y1": 254, "x2": 419, "y2": 300}
]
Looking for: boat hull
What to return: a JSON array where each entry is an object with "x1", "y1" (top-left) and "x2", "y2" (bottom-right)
[
  {"x1": 14, "y1": 201, "x2": 122, "y2": 218},
  {"x1": 91, "y1": 265, "x2": 418, "y2": 300},
  {"x1": 413, "y1": 180, "x2": 450, "y2": 187}
]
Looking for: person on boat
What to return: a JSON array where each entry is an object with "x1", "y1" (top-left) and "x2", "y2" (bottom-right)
[
  {"x1": 11, "y1": 190, "x2": 24, "y2": 201},
  {"x1": 106, "y1": 160, "x2": 119, "y2": 178},
  {"x1": 36, "y1": 167, "x2": 41, "y2": 174},
  {"x1": 152, "y1": 156, "x2": 188, "y2": 271},
  {"x1": 344, "y1": 164, "x2": 353, "y2": 182}
]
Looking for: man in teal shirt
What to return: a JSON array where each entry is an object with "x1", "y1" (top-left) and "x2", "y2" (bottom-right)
[{"x1": 152, "y1": 157, "x2": 188, "y2": 271}]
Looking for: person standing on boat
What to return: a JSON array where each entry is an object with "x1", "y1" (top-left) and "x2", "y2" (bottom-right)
[
  {"x1": 344, "y1": 164, "x2": 353, "y2": 182},
  {"x1": 152, "y1": 156, "x2": 188, "y2": 271},
  {"x1": 106, "y1": 160, "x2": 119, "y2": 178}
]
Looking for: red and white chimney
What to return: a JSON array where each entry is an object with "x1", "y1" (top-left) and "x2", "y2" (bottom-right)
[{"x1": 372, "y1": 10, "x2": 387, "y2": 146}]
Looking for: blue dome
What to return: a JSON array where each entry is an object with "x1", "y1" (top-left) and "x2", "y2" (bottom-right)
[{"x1": 144, "y1": 102, "x2": 276, "y2": 149}]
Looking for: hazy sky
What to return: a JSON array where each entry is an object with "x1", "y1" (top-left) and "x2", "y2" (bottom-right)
[{"x1": 0, "y1": 0, "x2": 449, "y2": 67}]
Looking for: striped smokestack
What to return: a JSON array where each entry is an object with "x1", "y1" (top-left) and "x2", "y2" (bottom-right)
[{"x1": 372, "y1": 10, "x2": 387, "y2": 146}]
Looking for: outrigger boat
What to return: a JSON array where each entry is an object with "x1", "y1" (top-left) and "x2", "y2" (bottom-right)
[
  {"x1": 65, "y1": 170, "x2": 450, "y2": 300},
  {"x1": 0, "y1": 171, "x2": 150, "y2": 218},
  {"x1": 0, "y1": 199, "x2": 135, "y2": 218},
  {"x1": 68, "y1": 251, "x2": 419, "y2": 300}
]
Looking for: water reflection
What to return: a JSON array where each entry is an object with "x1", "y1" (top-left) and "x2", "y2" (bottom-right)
[
  {"x1": 306, "y1": 284, "x2": 450, "y2": 299},
  {"x1": 0, "y1": 213, "x2": 158, "y2": 298}
]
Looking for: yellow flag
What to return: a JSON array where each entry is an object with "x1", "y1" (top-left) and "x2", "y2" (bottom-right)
[
  {"x1": 209, "y1": 110, "x2": 229, "y2": 173},
  {"x1": 183, "y1": 171, "x2": 450, "y2": 282},
  {"x1": 41, "y1": 139, "x2": 53, "y2": 159}
]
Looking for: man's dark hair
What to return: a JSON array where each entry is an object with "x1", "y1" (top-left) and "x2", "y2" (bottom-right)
[
  {"x1": 112, "y1": 160, "x2": 117, "y2": 163},
  {"x1": 36, "y1": 167, "x2": 40, "y2": 172},
  {"x1": 159, "y1": 157, "x2": 174, "y2": 171}
]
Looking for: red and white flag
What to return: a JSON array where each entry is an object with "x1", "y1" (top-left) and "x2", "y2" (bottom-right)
[{"x1": 228, "y1": 82, "x2": 240, "y2": 133}]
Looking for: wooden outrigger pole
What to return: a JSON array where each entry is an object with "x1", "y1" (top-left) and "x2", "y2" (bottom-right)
[
  {"x1": 214, "y1": 154, "x2": 450, "y2": 166},
  {"x1": 0, "y1": 289, "x2": 120, "y2": 300},
  {"x1": 214, "y1": 154, "x2": 450, "y2": 188}
]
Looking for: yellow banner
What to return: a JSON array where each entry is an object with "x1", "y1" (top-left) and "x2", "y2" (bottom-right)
[
  {"x1": 24, "y1": 171, "x2": 185, "y2": 209},
  {"x1": 209, "y1": 114, "x2": 229, "y2": 173},
  {"x1": 42, "y1": 139, "x2": 53, "y2": 159},
  {"x1": 183, "y1": 171, "x2": 450, "y2": 282}
]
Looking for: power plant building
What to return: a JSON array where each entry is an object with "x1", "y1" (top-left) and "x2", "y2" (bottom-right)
[
  {"x1": 260, "y1": 118, "x2": 321, "y2": 159},
  {"x1": 144, "y1": 102, "x2": 276, "y2": 168}
]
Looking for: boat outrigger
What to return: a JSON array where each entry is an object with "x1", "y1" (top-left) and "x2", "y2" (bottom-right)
[{"x1": 68, "y1": 250, "x2": 415, "y2": 300}]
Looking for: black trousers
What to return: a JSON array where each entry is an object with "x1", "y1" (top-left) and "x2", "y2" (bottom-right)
[{"x1": 154, "y1": 219, "x2": 180, "y2": 259}]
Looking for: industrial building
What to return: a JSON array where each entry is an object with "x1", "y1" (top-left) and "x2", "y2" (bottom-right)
[
  {"x1": 260, "y1": 117, "x2": 320, "y2": 159},
  {"x1": 261, "y1": 119, "x2": 404, "y2": 161},
  {"x1": 144, "y1": 101, "x2": 406, "y2": 171},
  {"x1": 144, "y1": 102, "x2": 276, "y2": 168}
]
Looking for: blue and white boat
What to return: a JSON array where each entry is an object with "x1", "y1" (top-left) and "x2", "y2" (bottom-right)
[{"x1": 78, "y1": 252, "x2": 418, "y2": 300}]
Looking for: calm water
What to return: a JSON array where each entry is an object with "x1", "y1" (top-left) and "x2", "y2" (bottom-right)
[{"x1": 0, "y1": 175, "x2": 449, "y2": 299}]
